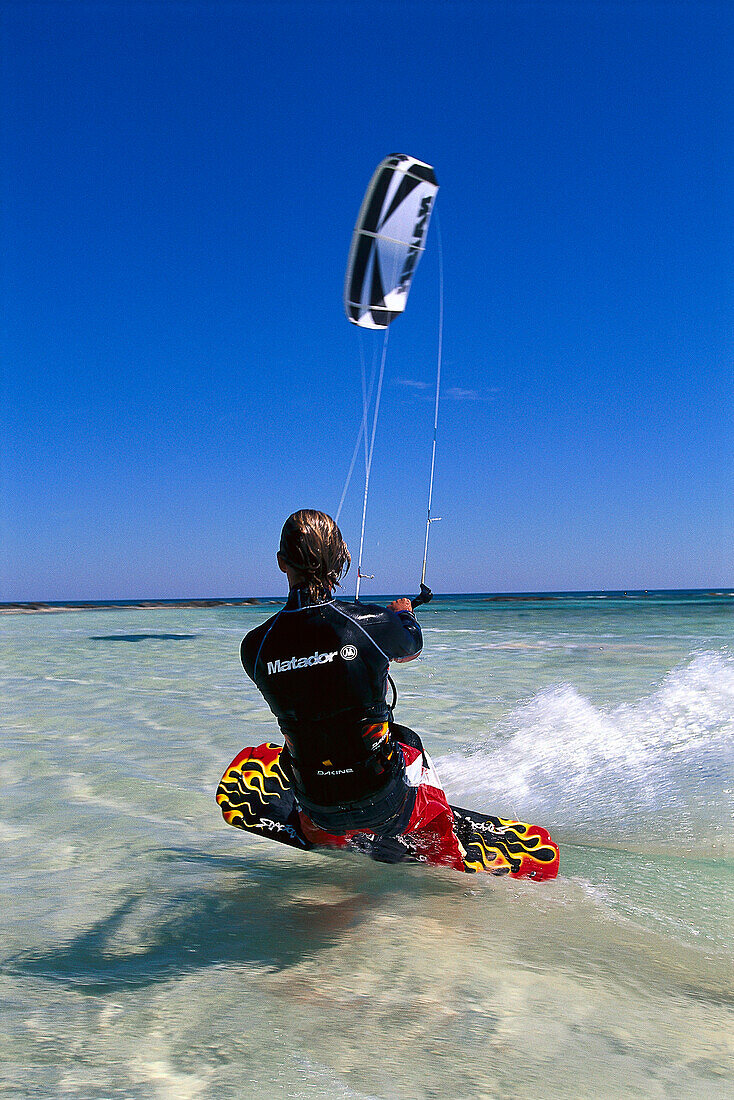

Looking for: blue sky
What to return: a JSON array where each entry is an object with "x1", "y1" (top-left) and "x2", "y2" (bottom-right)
[{"x1": 1, "y1": 0, "x2": 732, "y2": 600}]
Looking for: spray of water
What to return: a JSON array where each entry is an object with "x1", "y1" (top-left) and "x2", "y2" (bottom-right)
[{"x1": 437, "y1": 651, "x2": 734, "y2": 850}]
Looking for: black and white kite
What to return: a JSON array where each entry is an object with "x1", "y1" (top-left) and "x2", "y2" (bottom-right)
[{"x1": 344, "y1": 154, "x2": 439, "y2": 329}]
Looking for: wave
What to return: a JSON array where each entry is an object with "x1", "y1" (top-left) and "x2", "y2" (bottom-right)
[{"x1": 437, "y1": 650, "x2": 734, "y2": 850}]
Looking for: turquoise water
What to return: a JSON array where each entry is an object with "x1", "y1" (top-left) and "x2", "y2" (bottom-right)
[{"x1": 1, "y1": 592, "x2": 732, "y2": 1098}]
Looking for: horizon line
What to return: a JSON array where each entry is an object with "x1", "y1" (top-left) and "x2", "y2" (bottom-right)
[{"x1": 2, "y1": 587, "x2": 732, "y2": 613}]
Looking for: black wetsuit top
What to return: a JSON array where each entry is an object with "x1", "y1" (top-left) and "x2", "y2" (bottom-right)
[{"x1": 240, "y1": 586, "x2": 422, "y2": 810}]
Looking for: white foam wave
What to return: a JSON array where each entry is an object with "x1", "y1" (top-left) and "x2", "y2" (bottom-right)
[{"x1": 437, "y1": 651, "x2": 734, "y2": 847}]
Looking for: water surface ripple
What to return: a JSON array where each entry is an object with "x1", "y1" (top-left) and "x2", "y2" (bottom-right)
[{"x1": 1, "y1": 593, "x2": 732, "y2": 1098}]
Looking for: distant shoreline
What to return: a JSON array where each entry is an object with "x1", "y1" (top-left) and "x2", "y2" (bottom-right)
[
  {"x1": 1, "y1": 590, "x2": 731, "y2": 615},
  {"x1": 0, "y1": 598, "x2": 281, "y2": 615}
]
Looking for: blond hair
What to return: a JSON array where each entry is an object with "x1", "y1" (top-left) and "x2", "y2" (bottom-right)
[{"x1": 279, "y1": 510, "x2": 351, "y2": 601}]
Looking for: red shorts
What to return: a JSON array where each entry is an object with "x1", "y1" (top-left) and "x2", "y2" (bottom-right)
[{"x1": 298, "y1": 742, "x2": 466, "y2": 871}]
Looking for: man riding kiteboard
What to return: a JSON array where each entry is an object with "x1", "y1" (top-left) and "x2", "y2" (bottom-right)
[
  {"x1": 239, "y1": 508, "x2": 466, "y2": 868},
  {"x1": 218, "y1": 154, "x2": 560, "y2": 879}
]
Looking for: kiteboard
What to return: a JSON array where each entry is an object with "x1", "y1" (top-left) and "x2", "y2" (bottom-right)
[{"x1": 216, "y1": 742, "x2": 559, "y2": 880}]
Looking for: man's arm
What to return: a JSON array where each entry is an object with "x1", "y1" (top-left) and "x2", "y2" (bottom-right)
[{"x1": 381, "y1": 598, "x2": 423, "y2": 662}]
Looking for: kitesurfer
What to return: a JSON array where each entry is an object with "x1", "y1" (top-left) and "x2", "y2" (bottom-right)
[{"x1": 240, "y1": 509, "x2": 465, "y2": 868}]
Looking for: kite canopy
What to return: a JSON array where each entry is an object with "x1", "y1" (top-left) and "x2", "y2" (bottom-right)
[{"x1": 344, "y1": 154, "x2": 439, "y2": 329}]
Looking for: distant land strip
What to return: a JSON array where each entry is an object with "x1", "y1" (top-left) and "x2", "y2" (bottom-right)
[
  {"x1": 0, "y1": 599, "x2": 281, "y2": 614},
  {"x1": 2, "y1": 590, "x2": 731, "y2": 614}
]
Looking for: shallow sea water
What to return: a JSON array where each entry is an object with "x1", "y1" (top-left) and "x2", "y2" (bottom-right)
[{"x1": 1, "y1": 593, "x2": 733, "y2": 1098}]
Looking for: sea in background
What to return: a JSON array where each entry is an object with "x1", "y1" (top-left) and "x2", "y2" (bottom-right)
[{"x1": 1, "y1": 590, "x2": 732, "y2": 1099}]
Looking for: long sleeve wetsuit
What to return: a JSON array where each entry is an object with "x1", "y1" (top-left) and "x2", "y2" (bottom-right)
[{"x1": 240, "y1": 585, "x2": 422, "y2": 810}]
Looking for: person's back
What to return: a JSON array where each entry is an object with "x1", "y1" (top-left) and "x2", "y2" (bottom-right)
[
  {"x1": 241, "y1": 584, "x2": 422, "y2": 807},
  {"x1": 239, "y1": 509, "x2": 465, "y2": 868}
]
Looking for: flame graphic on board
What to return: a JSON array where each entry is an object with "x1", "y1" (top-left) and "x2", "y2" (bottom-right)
[
  {"x1": 216, "y1": 742, "x2": 289, "y2": 827},
  {"x1": 454, "y1": 811, "x2": 559, "y2": 879}
]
